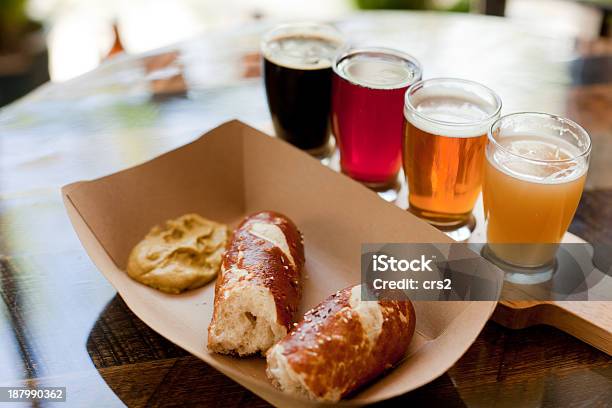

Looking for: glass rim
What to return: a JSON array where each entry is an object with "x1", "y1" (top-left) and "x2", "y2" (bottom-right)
[
  {"x1": 487, "y1": 112, "x2": 593, "y2": 164},
  {"x1": 260, "y1": 21, "x2": 344, "y2": 52},
  {"x1": 404, "y1": 77, "x2": 502, "y2": 128},
  {"x1": 332, "y1": 46, "x2": 423, "y2": 90}
]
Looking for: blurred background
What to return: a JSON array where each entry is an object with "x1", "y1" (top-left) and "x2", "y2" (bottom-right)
[{"x1": 0, "y1": 0, "x2": 610, "y2": 106}]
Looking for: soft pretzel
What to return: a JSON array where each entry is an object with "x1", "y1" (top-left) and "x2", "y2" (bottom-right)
[
  {"x1": 266, "y1": 284, "x2": 415, "y2": 402},
  {"x1": 208, "y1": 211, "x2": 304, "y2": 356}
]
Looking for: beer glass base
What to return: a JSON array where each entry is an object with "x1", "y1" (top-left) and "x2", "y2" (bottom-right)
[
  {"x1": 306, "y1": 136, "x2": 336, "y2": 162},
  {"x1": 481, "y1": 244, "x2": 556, "y2": 285},
  {"x1": 408, "y1": 206, "x2": 476, "y2": 241},
  {"x1": 362, "y1": 175, "x2": 401, "y2": 203},
  {"x1": 441, "y1": 220, "x2": 475, "y2": 242}
]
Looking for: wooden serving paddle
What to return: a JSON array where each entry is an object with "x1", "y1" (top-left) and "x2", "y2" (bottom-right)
[
  {"x1": 493, "y1": 300, "x2": 612, "y2": 355},
  {"x1": 476, "y1": 231, "x2": 612, "y2": 355}
]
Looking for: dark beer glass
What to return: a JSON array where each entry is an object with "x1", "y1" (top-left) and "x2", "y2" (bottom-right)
[{"x1": 262, "y1": 23, "x2": 344, "y2": 157}]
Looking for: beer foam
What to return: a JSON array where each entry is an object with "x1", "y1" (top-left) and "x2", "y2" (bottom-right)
[
  {"x1": 404, "y1": 87, "x2": 498, "y2": 138},
  {"x1": 488, "y1": 135, "x2": 588, "y2": 184},
  {"x1": 336, "y1": 52, "x2": 418, "y2": 90},
  {"x1": 262, "y1": 34, "x2": 341, "y2": 70}
]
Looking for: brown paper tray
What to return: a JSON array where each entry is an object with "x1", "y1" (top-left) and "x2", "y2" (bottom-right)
[{"x1": 62, "y1": 120, "x2": 497, "y2": 406}]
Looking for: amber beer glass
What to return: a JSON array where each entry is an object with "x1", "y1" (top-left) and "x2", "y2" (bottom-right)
[
  {"x1": 482, "y1": 113, "x2": 591, "y2": 282},
  {"x1": 403, "y1": 78, "x2": 502, "y2": 240}
]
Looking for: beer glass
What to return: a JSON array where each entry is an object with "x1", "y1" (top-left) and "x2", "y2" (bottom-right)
[
  {"x1": 482, "y1": 112, "x2": 591, "y2": 283},
  {"x1": 331, "y1": 47, "x2": 422, "y2": 201},
  {"x1": 403, "y1": 78, "x2": 502, "y2": 240},
  {"x1": 262, "y1": 23, "x2": 344, "y2": 158}
]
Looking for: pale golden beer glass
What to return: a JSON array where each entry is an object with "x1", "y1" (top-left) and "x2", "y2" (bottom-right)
[
  {"x1": 483, "y1": 113, "x2": 591, "y2": 283},
  {"x1": 403, "y1": 78, "x2": 502, "y2": 240}
]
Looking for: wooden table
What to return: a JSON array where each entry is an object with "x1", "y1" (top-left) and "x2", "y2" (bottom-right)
[{"x1": 0, "y1": 11, "x2": 610, "y2": 407}]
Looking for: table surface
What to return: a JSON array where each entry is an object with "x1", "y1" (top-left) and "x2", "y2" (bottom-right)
[{"x1": 1, "y1": 11, "x2": 611, "y2": 407}]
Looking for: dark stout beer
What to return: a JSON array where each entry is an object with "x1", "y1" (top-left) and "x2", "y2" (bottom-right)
[{"x1": 262, "y1": 24, "x2": 343, "y2": 156}]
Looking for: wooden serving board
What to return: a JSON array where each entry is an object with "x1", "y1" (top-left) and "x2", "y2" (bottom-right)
[
  {"x1": 470, "y1": 227, "x2": 612, "y2": 355},
  {"x1": 492, "y1": 300, "x2": 612, "y2": 355}
]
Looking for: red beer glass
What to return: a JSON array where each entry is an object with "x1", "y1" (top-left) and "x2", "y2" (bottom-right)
[{"x1": 331, "y1": 47, "x2": 422, "y2": 199}]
